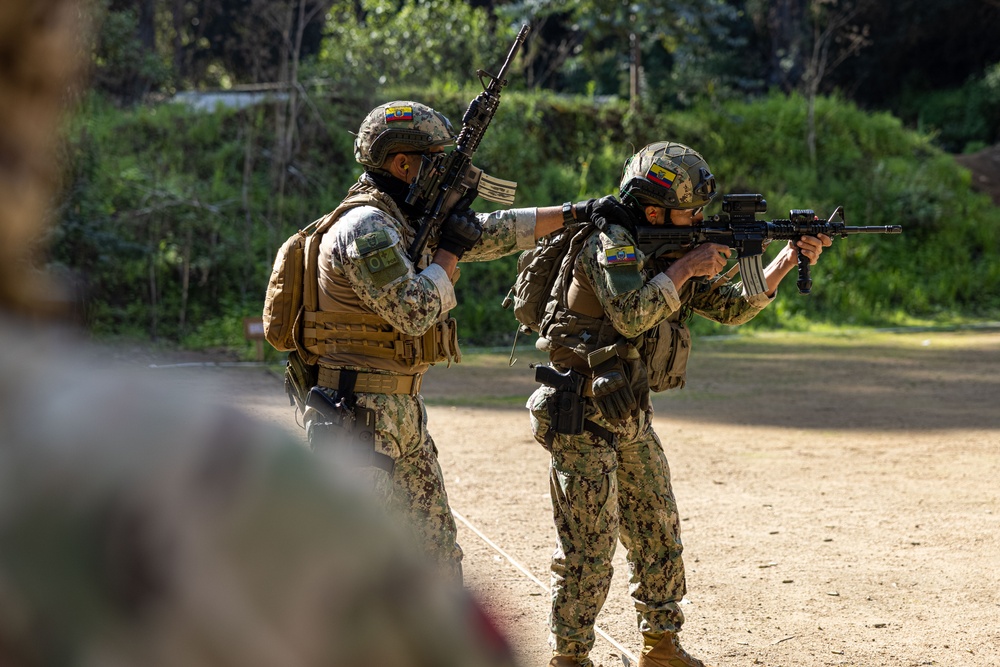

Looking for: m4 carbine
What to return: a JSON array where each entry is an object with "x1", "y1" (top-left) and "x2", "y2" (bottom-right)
[
  {"x1": 635, "y1": 193, "x2": 902, "y2": 295},
  {"x1": 405, "y1": 25, "x2": 530, "y2": 262}
]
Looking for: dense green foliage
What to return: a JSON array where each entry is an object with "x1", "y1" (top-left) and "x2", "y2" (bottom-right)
[
  {"x1": 54, "y1": 88, "x2": 1000, "y2": 354},
  {"x1": 891, "y1": 63, "x2": 1000, "y2": 154}
]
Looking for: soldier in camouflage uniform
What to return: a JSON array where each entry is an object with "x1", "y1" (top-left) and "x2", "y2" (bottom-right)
[
  {"x1": 302, "y1": 100, "x2": 626, "y2": 582},
  {"x1": 527, "y1": 142, "x2": 832, "y2": 667},
  {"x1": 0, "y1": 7, "x2": 521, "y2": 664}
]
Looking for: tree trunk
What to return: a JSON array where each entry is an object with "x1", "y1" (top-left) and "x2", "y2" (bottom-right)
[
  {"x1": 148, "y1": 222, "x2": 159, "y2": 340},
  {"x1": 629, "y1": 31, "x2": 641, "y2": 114},
  {"x1": 241, "y1": 108, "x2": 260, "y2": 303},
  {"x1": 271, "y1": 3, "x2": 294, "y2": 226},
  {"x1": 171, "y1": 0, "x2": 185, "y2": 82},
  {"x1": 137, "y1": 0, "x2": 155, "y2": 50},
  {"x1": 179, "y1": 224, "x2": 191, "y2": 332}
]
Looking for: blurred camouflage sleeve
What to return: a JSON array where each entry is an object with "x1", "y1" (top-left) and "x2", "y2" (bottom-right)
[
  {"x1": 323, "y1": 207, "x2": 456, "y2": 335},
  {"x1": 0, "y1": 323, "x2": 519, "y2": 667}
]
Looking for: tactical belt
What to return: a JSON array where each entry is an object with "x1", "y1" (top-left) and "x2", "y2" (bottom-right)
[
  {"x1": 551, "y1": 364, "x2": 596, "y2": 397},
  {"x1": 584, "y1": 419, "x2": 616, "y2": 445},
  {"x1": 318, "y1": 366, "x2": 423, "y2": 395}
]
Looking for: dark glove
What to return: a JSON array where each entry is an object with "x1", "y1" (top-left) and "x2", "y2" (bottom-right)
[
  {"x1": 438, "y1": 208, "x2": 483, "y2": 259},
  {"x1": 573, "y1": 195, "x2": 635, "y2": 229},
  {"x1": 588, "y1": 341, "x2": 640, "y2": 423},
  {"x1": 591, "y1": 370, "x2": 636, "y2": 424}
]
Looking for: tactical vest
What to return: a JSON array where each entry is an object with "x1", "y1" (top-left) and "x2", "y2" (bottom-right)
[
  {"x1": 540, "y1": 226, "x2": 692, "y2": 392},
  {"x1": 307, "y1": 181, "x2": 461, "y2": 377}
]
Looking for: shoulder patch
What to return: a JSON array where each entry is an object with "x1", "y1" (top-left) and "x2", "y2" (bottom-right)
[
  {"x1": 354, "y1": 230, "x2": 407, "y2": 289},
  {"x1": 604, "y1": 245, "x2": 637, "y2": 266},
  {"x1": 597, "y1": 244, "x2": 643, "y2": 296},
  {"x1": 356, "y1": 229, "x2": 393, "y2": 254}
]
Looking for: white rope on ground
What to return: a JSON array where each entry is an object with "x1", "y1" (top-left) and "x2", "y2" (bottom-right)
[
  {"x1": 147, "y1": 362, "x2": 269, "y2": 368},
  {"x1": 452, "y1": 508, "x2": 639, "y2": 665}
]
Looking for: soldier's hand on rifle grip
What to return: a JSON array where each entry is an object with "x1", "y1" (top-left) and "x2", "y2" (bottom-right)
[
  {"x1": 790, "y1": 233, "x2": 831, "y2": 293},
  {"x1": 438, "y1": 209, "x2": 483, "y2": 260},
  {"x1": 665, "y1": 242, "x2": 731, "y2": 290}
]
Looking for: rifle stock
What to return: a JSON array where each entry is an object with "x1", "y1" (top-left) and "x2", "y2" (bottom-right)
[
  {"x1": 405, "y1": 25, "x2": 530, "y2": 261},
  {"x1": 635, "y1": 193, "x2": 902, "y2": 295}
]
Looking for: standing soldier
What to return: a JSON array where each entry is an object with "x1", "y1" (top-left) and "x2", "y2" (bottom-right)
[
  {"x1": 527, "y1": 142, "x2": 832, "y2": 667},
  {"x1": 288, "y1": 100, "x2": 627, "y2": 581}
]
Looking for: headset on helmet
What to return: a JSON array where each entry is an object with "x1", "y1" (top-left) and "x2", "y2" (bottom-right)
[
  {"x1": 353, "y1": 101, "x2": 456, "y2": 169},
  {"x1": 619, "y1": 141, "x2": 717, "y2": 210}
]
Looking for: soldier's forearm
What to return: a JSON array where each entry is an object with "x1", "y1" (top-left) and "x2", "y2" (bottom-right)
[{"x1": 534, "y1": 206, "x2": 565, "y2": 240}]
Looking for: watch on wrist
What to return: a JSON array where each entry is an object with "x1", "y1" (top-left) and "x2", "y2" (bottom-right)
[{"x1": 561, "y1": 201, "x2": 575, "y2": 225}]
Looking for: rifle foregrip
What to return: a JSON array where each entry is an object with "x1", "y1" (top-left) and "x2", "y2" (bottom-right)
[
  {"x1": 796, "y1": 248, "x2": 812, "y2": 294},
  {"x1": 408, "y1": 218, "x2": 434, "y2": 260}
]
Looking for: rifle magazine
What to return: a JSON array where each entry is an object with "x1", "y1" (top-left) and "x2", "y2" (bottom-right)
[
  {"x1": 738, "y1": 254, "x2": 769, "y2": 297},
  {"x1": 477, "y1": 171, "x2": 517, "y2": 205}
]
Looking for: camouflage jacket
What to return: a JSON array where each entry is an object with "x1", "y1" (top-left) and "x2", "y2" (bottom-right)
[
  {"x1": 545, "y1": 222, "x2": 774, "y2": 391},
  {"x1": 318, "y1": 178, "x2": 537, "y2": 339}
]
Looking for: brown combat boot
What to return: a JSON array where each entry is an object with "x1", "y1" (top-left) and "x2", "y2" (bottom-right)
[
  {"x1": 637, "y1": 632, "x2": 713, "y2": 667},
  {"x1": 548, "y1": 656, "x2": 586, "y2": 667}
]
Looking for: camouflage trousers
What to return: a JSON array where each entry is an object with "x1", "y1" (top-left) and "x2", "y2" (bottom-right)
[
  {"x1": 527, "y1": 386, "x2": 686, "y2": 663},
  {"x1": 309, "y1": 387, "x2": 463, "y2": 581}
]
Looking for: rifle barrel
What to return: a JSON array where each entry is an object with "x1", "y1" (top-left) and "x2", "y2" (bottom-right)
[
  {"x1": 496, "y1": 25, "x2": 531, "y2": 83},
  {"x1": 843, "y1": 226, "x2": 903, "y2": 234}
]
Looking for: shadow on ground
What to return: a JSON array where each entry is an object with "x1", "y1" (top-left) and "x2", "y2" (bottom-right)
[{"x1": 422, "y1": 330, "x2": 1000, "y2": 431}]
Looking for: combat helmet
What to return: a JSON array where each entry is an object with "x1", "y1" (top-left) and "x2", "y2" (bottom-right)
[
  {"x1": 619, "y1": 141, "x2": 717, "y2": 210},
  {"x1": 354, "y1": 100, "x2": 456, "y2": 169}
]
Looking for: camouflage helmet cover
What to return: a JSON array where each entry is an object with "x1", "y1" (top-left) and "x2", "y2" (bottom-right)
[
  {"x1": 354, "y1": 100, "x2": 456, "y2": 168},
  {"x1": 619, "y1": 141, "x2": 717, "y2": 209}
]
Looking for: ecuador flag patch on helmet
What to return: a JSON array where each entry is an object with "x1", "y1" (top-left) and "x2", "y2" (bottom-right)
[
  {"x1": 647, "y1": 163, "x2": 676, "y2": 188},
  {"x1": 605, "y1": 245, "x2": 637, "y2": 265},
  {"x1": 385, "y1": 106, "x2": 414, "y2": 123}
]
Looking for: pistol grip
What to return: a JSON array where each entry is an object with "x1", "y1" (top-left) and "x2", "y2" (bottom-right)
[{"x1": 796, "y1": 247, "x2": 812, "y2": 294}]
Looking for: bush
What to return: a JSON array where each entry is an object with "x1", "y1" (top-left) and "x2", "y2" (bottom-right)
[{"x1": 53, "y1": 88, "x2": 1000, "y2": 350}]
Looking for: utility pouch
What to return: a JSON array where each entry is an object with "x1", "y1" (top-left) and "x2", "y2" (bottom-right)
[
  {"x1": 646, "y1": 320, "x2": 691, "y2": 392},
  {"x1": 587, "y1": 342, "x2": 639, "y2": 423},
  {"x1": 535, "y1": 364, "x2": 586, "y2": 435},
  {"x1": 284, "y1": 350, "x2": 318, "y2": 412}
]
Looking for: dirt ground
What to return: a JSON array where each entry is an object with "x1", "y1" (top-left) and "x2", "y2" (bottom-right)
[
  {"x1": 956, "y1": 144, "x2": 1000, "y2": 207},
  {"x1": 145, "y1": 329, "x2": 1000, "y2": 667}
]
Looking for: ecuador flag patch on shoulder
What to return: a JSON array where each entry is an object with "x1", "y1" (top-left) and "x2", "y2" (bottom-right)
[{"x1": 605, "y1": 245, "x2": 637, "y2": 265}]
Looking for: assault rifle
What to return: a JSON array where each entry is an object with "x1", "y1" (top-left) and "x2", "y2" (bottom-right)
[
  {"x1": 405, "y1": 25, "x2": 530, "y2": 261},
  {"x1": 634, "y1": 193, "x2": 902, "y2": 295}
]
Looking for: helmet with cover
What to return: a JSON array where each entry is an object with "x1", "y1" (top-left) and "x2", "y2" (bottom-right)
[
  {"x1": 354, "y1": 101, "x2": 456, "y2": 169},
  {"x1": 619, "y1": 141, "x2": 717, "y2": 210}
]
